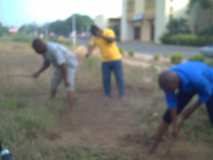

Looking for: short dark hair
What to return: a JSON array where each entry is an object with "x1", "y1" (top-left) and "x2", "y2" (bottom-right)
[
  {"x1": 158, "y1": 71, "x2": 178, "y2": 90},
  {"x1": 90, "y1": 25, "x2": 101, "y2": 35},
  {"x1": 32, "y1": 38, "x2": 43, "y2": 48}
]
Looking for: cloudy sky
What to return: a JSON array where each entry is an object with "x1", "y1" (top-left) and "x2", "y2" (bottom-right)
[{"x1": 0, "y1": 0, "x2": 122, "y2": 26}]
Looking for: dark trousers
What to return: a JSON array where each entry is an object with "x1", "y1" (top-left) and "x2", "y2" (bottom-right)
[
  {"x1": 163, "y1": 91, "x2": 213, "y2": 126},
  {"x1": 102, "y1": 60, "x2": 125, "y2": 97}
]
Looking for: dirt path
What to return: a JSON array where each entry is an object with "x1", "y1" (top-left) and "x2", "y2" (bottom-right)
[{"x1": 49, "y1": 88, "x2": 142, "y2": 149}]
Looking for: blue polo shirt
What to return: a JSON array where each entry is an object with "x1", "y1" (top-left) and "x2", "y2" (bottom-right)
[{"x1": 165, "y1": 62, "x2": 213, "y2": 109}]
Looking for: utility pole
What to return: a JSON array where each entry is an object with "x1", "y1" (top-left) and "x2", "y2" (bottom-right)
[{"x1": 72, "y1": 14, "x2": 77, "y2": 45}]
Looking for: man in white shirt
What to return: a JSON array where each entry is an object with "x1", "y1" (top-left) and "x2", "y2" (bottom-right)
[{"x1": 32, "y1": 38, "x2": 78, "y2": 109}]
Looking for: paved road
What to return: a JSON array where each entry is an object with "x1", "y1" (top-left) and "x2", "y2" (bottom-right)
[
  {"x1": 77, "y1": 37, "x2": 200, "y2": 56},
  {"x1": 119, "y1": 41, "x2": 199, "y2": 56}
]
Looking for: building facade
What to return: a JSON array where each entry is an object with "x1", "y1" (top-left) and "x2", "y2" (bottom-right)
[{"x1": 121, "y1": 0, "x2": 190, "y2": 43}]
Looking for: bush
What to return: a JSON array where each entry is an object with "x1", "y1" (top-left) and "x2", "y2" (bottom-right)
[
  {"x1": 205, "y1": 59, "x2": 213, "y2": 67},
  {"x1": 153, "y1": 54, "x2": 160, "y2": 61},
  {"x1": 119, "y1": 48, "x2": 125, "y2": 55},
  {"x1": 12, "y1": 33, "x2": 34, "y2": 43},
  {"x1": 189, "y1": 54, "x2": 205, "y2": 62},
  {"x1": 170, "y1": 52, "x2": 183, "y2": 64},
  {"x1": 161, "y1": 34, "x2": 213, "y2": 46},
  {"x1": 128, "y1": 50, "x2": 135, "y2": 57}
]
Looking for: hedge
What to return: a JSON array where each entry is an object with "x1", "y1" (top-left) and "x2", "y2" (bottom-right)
[{"x1": 161, "y1": 34, "x2": 213, "y2": 46}]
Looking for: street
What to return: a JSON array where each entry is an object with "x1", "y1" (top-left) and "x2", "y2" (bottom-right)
[{"x1": 77, "y1": 37, "x2": 200, "y2": 56}]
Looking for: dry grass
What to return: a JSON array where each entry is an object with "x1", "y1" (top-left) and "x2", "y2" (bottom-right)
[{"x1": 0, "y1": 40, "x2": 213, "y2": 159}]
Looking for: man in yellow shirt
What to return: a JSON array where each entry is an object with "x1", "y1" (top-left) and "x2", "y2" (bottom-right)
[{"x1": 86, "y1": 25, "x2": 125, "y2": 97}]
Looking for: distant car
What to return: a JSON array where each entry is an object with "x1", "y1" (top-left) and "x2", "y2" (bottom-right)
[{"x1": 200, "y1": 45, "x2": 213, "y2": 57}]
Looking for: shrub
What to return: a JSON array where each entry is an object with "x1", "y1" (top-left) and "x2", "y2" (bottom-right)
[
  {"x1": 85, "y1": 57, "x2": 98, "y2": 68},
  {"x1": 170, "y1": 52, "x2": 183, "y2": 64},
  {"x1": 119, "y1": 48, "x2": 125, "y2": 55},
  {"x1": 153, "y1": 54, "x2": 160, "y2": 61},
  {"x1": 12, "y1": 33, "x2": 34, "y2": 43},
  {"x1": 205, "y1": 59, "x2": 213, "y2": 67},
  {"x1": 161, "y1": 34, "x2": 213, "y2": 46},
  {"x1": 128, "y1": 50, "x2": 135, "y2": 57},
  {"x1": 189, "y1": 54, "x2": 205, "y2": 62}
]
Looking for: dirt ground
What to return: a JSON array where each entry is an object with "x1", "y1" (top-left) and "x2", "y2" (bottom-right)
[{"x1": 0, "y1": 41, "x2": 213, "y2": 160}]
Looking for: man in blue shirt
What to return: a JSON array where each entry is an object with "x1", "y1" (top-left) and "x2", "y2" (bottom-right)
[{"x1": 149, "y1": 61, "x2": 213, "y2": 154}]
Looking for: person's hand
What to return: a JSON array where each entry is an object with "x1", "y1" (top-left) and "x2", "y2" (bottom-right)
[{"x1": 32, "y1": 72, "x2": 40, "y2": 79}]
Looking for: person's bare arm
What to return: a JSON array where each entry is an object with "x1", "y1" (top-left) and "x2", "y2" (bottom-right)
[
  {"x1": 178, "y1": 100, "x2": 202, "y2": 130},
  {"x1": 32, "y1": 60, "x2": 50, "y2": 78}
]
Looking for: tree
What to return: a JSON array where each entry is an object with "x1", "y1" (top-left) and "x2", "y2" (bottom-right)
[
  {"x1": 19, "y1": 24, "x2": 42, "y2": 34},
  {"x1": 189, "y1": 0, "x2": 212, "y2": 9},
  {"x1": 189, "y1": 0, "x2": 213, "y2": 33},
  {"x1": 0, "y1": 23, "x2": 8, "y2": 36},
  {"x1": 166, "y1": 18, "x2": 191, "y2": 35},
  {"x1": 48, "y1": 20, "x2": 70, "y2": 36},
  {"x1": 48, "y1": 14, "x2": 94, "y2": 36}
]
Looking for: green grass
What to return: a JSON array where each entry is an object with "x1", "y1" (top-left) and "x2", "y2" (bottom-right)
[{"x1": 128, "y1": 50, "x2": 135, "y2": 58}]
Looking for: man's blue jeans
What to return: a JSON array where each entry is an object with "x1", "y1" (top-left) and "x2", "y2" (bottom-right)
[{"x1": 102, "y1": 60, "x2": 125, "y2": 97}]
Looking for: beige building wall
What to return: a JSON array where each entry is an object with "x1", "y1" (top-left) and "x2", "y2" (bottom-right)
[
  {"x1": 121, "y1": 0, "x2": 190, "y2": 43},
  {"x1": 141, "y1": 21, "x2": 152, "y2": 42},
  {"x1": 154, "y1": 0, "x2": 190, "y2": 43},
  {"x1": 134, "y1": 0, "x2": 145, "y2": 15}
]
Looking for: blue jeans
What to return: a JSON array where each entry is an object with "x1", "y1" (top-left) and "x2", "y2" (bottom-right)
[{"x1": 102, "y1": 60, "x2": 125, "y2": 97}]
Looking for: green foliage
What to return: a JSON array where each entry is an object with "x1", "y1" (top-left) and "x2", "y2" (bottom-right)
[
  {"x1": 0, "y1": 23, "x2": 8, "y2": 37},
  {"x1": 128, "y1": 50, "x2": 135, "y2": 57},
  {"x1": 0, "y1": 99, "x2": 17, "y2": 109},
  {"x1": 18, "y1": 14, "x2": 94, "y2": 37},
  {"x1": 0, "y1": 102, "x2": 55, "y2": 149},
  {"x1": 189, "y1": 54, "x2": 205, "y2": 62},
  {"x1": 119, "y1": 48, "x2": 125, "y2": 55},
  {"x1": 12, "y1": 33, "x2": 34, "y2": 43},
  {"x1": 170, "y1": 52, "x2": 183, "y2": 64},
  {"x1": 19, "y1": 24, "x2": 42, "y2": 34},
  {"x1": 204, "y1": 58, "x2": 213, "y2": 67},
  {"x1": 199, "y1": 25, "x2": 213, "y2": 36},
  {"x1": 153, "y1": 54, "x2": 160, "y2": 61},
  {"x1": 166, "y1": 18, "x2": 191, "y2": 35},
  {"x1": 189, "y1": 0, "x2": 213, "y2": 9},
  {"x1": 48, "y1": 14, "x2": 94, "y2": 36},
  {"x1": 85, "y1": 57, "x2": 98, "y2": 69},
  {"x1": 161, "y1": 34, "x2": 213, "y2": 46}
]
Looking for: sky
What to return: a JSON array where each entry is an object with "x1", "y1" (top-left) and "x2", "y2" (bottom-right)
[{"x1": 0, "y1": 0, "x2": 122, "y2": 27}]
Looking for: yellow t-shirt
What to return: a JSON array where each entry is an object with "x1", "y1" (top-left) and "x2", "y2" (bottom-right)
[{"x1": 90, "y1": 28, "x2": 122, "y2": 62}]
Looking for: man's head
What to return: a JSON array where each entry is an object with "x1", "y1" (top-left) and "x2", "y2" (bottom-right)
[
  {"x1": 90, "y1": 25, "x2": 102, "y2": 37},
  {"x1": 158, "y1": 71, "x2": 180, "y2": 92},
  {"x1": 32, "y1": 38, "x2": 47, "y2": 54}
]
